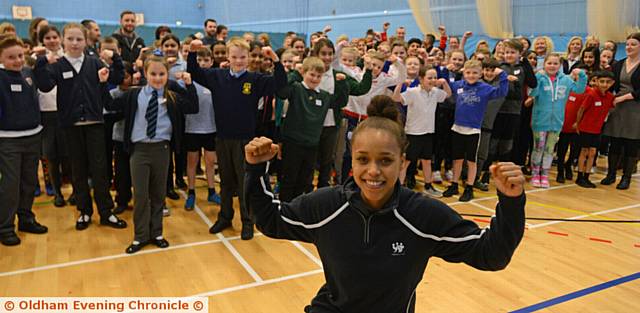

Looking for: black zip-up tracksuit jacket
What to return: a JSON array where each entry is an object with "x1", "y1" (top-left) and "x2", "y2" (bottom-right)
[{"x1": 245, "y1": 162, "x2": 526, "y2": 313}]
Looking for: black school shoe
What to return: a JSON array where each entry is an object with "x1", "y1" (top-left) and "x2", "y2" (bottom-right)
[
  {"x1": 209, "y1": 220, "x2": 232, "y2": 234},
  {"x1": 442, "y1": 184, "x2": 459, "y2": 197},
  {"x1": 241, "y1": 224, "x2": 254, "y2": 240},
  {"x1": 166, "y1": 189, "x2": 180, "y2": 200},
  {"x1": 100, "y1": 215, "x2": 127, "y2": 229},
  {"x1": 18, "y1": 220, "x2": 48, "y2": 234},
  {"x1": 153, "y1": 238, "x2": 170, "y2": 248},
  {"x1": 0, "y1": 232, "x2": 21, "y2": 246},
  {"x1": 459, "y1": 186, "x2": 474, "y2": 202},
  {"x1": 54, "y1": 194, "x2": 66, "y2": 207},
  {"x1": 126, "y1": 241, "x2": 148, "y2": 254}
]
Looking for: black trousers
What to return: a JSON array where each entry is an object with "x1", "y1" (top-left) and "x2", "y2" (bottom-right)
[
  {"x1": 512, "y1": 106, "x2": 533, "y2": 166},
  {"x1": 316, "y1": 126, "x2": 339, "y2": 189},
  {"x1": 113, "y1": 141, "x2": 132, "y2": 207},
  {"x1": 64, "y1": 124, "x2": 114, "y2": 217},
  {"x1": 280, "y1": 141, "x2": 318, "y2": 202},
  {"x1": 0, "y1": 133, "x2": 41, "y2": 235},
  {"x1": 103, "y1": 113, "x2": 119, "y2": 184},
  {"x1": 557, "y1": 132, "x2": 580, "y2": 169},
  {"x1": 216, "y1": 138, "x2": 252, "y2": 226},
  {"x1": 433, "y1": 106, "x2": 454, "y2": 172}
]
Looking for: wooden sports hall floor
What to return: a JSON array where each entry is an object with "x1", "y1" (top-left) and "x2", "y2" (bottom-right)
[{"x1": 1, "y1": 160, "x2": 638, "y2": 312}]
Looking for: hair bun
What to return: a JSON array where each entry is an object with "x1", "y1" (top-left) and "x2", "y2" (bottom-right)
[{"x1": 367, "y1": 95, "x2": 401, "y2": 123}]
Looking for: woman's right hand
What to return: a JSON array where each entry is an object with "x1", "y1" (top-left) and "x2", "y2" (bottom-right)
[{"x1": 245, "y1": 137, "x2": 279, "y2": 164}]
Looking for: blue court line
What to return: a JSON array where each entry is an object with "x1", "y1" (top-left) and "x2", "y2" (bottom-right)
[{"x1": 510, "y1": 272, "x2": 640, "y2": 312}]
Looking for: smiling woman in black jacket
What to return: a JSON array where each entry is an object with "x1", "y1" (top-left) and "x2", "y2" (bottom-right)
[{"x1": 244, "y1": 95, "x2": 527, "y2": 313}]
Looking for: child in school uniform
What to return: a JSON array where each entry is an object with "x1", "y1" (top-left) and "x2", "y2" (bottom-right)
[
  {"x1": 276, "y1": 57, "x2": 348, "y2": 201},
  {"x1": 110, "y1": 62, "x2": 135, "y2": 214},
  {"x1": 0, "y1": 36, "x2": 48, "y2": 246},
  {"x1": 556, "y1": 70, "x2": 596, "y2": 183},
  {"x1": 33, "y1": 23, "x2": 127, "y2": 230},
  {"x1": 341, "y1": 51, "x2": 406, "y2": 181},
  {"x1": 528, "y1": 53, "x2": 587, "y2": 188},
  {"x1": 573, "y1": 71, "x2": 616, "y2": 188},
  {"x1": 103, "y1": 55, "x2": 199, "y2": 253},
  {"x1": 34, "y1": 25, "x2": 69, "y2": 206},
  {"x1": 184, "y1": 48, "x2": 221, "y2": 210},
  {"x1": 187, "y1": 37, "x2": 286, "y2": 240},
  {"x1": 433, "y1": 49, "x2": 466, "y2": 185},
  {"x1": 391, "y1": 65, "x2": 451, "y2": 197},
  {"x1": 442, "y1": 59, "x2": 509, "y2": 201},
  {"x1": 474, "y1": 58, "x2": 513, "y2": 192}
]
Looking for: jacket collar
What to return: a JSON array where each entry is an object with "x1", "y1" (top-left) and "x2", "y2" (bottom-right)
[{"x1": 342, "y1": 177, "x2": 401, "y2": 216}]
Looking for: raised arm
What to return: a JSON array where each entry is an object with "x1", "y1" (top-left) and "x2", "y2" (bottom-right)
[
  {"x1": 391, "y1": 83, "x2": 405, "y2": 104},
  {"x1": 244, "y1": 137, "x2": 317, "y2": 243},
  {"x1": 346, "y1": 69, "x2": 372, "y2": 96},
  {"x1": 432, "y1": 163, "x2": 526, "y2": 271},
  {"x1": 33, "y1": 54, "x2": 58, "y2": 93},
  {"x1": 489, "y1": 70, "x2": 509, "y2": 99}
]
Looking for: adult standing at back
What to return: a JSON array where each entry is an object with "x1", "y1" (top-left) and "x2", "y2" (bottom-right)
[
  {"x1": 202, "y1": 19, "x2": 217, "y2": 46},
  {"x1": 112, "y1": 10, "x2": 145, "y2": 64},
  {"x1": 601, "y1": 33, "x2": 640, "y2": 190},
  {"x1": 81, "y1": 19, "x2": 101, "y2": 57}
]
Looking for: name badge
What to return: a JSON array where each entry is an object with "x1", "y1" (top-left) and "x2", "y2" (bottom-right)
[
  {"x1": 514, "y1": 69, "x2": 521, "y2": 75},
  {"x1": 457, "y1": 88, "x2": 464, "y2": 94},
  {"x1": 315, "y1": 99, "x2": 323, "y2": 107},
  {"x1": 449, "y1": 77, "x2": 455, "y2": 82},
  {"x1": 595, "y1": 101, "x2": 602, "y2": 107},
  {"x1": 543, "y1": 86, "x2": 552, "y2": 91},
  {"x1": 569, "y1": 96, "x2": 576, "y2": 101},
  {"x1": 10, "y1": 84, "x2": 22, "y2": 92},
  {"x1": 159, "y1": 98, "x2": 167, "y2": 105},
  {"x1": 62, "y1": 71, "x2": 74, "y2": 79}
]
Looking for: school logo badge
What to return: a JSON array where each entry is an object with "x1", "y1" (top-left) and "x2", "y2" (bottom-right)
[
  {"x1": 242, "y1": 82, "x2": 252, "y2": 95},
  {"x1": 392, "y1": 242, "x2": 405, "y2": 256}
]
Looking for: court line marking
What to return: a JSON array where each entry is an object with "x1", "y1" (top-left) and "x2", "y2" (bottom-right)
[
  {"x1": 510, "y1": 272, "x2": 640, "y2": 313},
  {"x1": 191, "y1": 268, "x2": 324, "y2": 298},
  {"x1": 528, "y1": 203, "x2": 640, "y2": 229},
  {"x1": 467, "y1": 201, "x2": 534, "y2": 228},
  {"x1": 0, "y1": 236, "x2": 232, "y2": 278},
  {"x1": 178, "y1": 190, "x2": 264, "y2": 283}
]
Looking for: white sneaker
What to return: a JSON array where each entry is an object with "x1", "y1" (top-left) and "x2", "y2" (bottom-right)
[
  {"x1": 163, "y1": 207, "x2": 171, "y2": 217},
  {"x1": 423, "y1": 185, "x2": 443, "y2": 198},
  {"x1": 432, "y1": 171, "x2": 442, "y2": 183},
  {"x1": 445, "y1": 170, "x2": 453, "y2": 182}
]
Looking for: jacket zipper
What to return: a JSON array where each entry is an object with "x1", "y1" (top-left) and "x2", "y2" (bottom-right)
[{"x1": 355, "y1": 210, "x2": 374, "y2": 245}]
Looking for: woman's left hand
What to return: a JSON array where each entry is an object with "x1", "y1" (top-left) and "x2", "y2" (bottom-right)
[{"x1": 490, "y1": 162, "x2": 525, "y2": 197}]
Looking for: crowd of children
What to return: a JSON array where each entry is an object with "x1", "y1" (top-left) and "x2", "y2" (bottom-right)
[{"x1": 0, "y1": 13, "x2": 638, "y2": 251}]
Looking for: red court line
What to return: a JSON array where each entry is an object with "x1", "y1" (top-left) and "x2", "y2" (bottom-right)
[
  {"x1": 589, "y1": 237, "x2": 613, "y2": 244},
  {"x1": 547, "y1": 231, "x2": 569, "y2": 237},
  {"x1": 473, "y1": 218, "x2": 491, "y2": 223},
  {"x1": 634, "y1": 244, "x2": 640, "y2": 248}
]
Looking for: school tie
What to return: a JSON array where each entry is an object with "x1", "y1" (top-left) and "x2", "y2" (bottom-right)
[{"x1": 145, "y1": 89, "x2": 159, "y2": 139}]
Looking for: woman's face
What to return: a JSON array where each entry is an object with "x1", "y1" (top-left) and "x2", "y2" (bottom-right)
[
  {"x1": 352, "y1": 128, "x2": 404, "y2": 210},
  {"x1": 569, "y1": 39, "x2": 582, "y2": 54},
  {"x1": 534, "y1": 39, "x2": 547, "y2": 55},
  {"x1": 626, "y1": 38, "x2": 639, "y2": 58}
]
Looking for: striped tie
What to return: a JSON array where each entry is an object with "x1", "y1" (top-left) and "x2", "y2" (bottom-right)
[{"x1": 145, "y1": 89, "x2": 159, "y2": 139}]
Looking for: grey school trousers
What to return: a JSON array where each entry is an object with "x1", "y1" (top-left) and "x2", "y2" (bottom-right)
[
  {"x1": 130, "y1": 141, "x2": 170, "y2": 242},
  {"x1": 216, "y1": 138, "x2": 252, "y2": 226},
  {"x1": 0, "y1": 133, "x2": 41, "y2": 235}
]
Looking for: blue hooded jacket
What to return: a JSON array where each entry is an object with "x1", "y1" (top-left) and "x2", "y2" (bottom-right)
[{"x1": 529, "y1": 70, "x2": 587, "y2": 132}]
